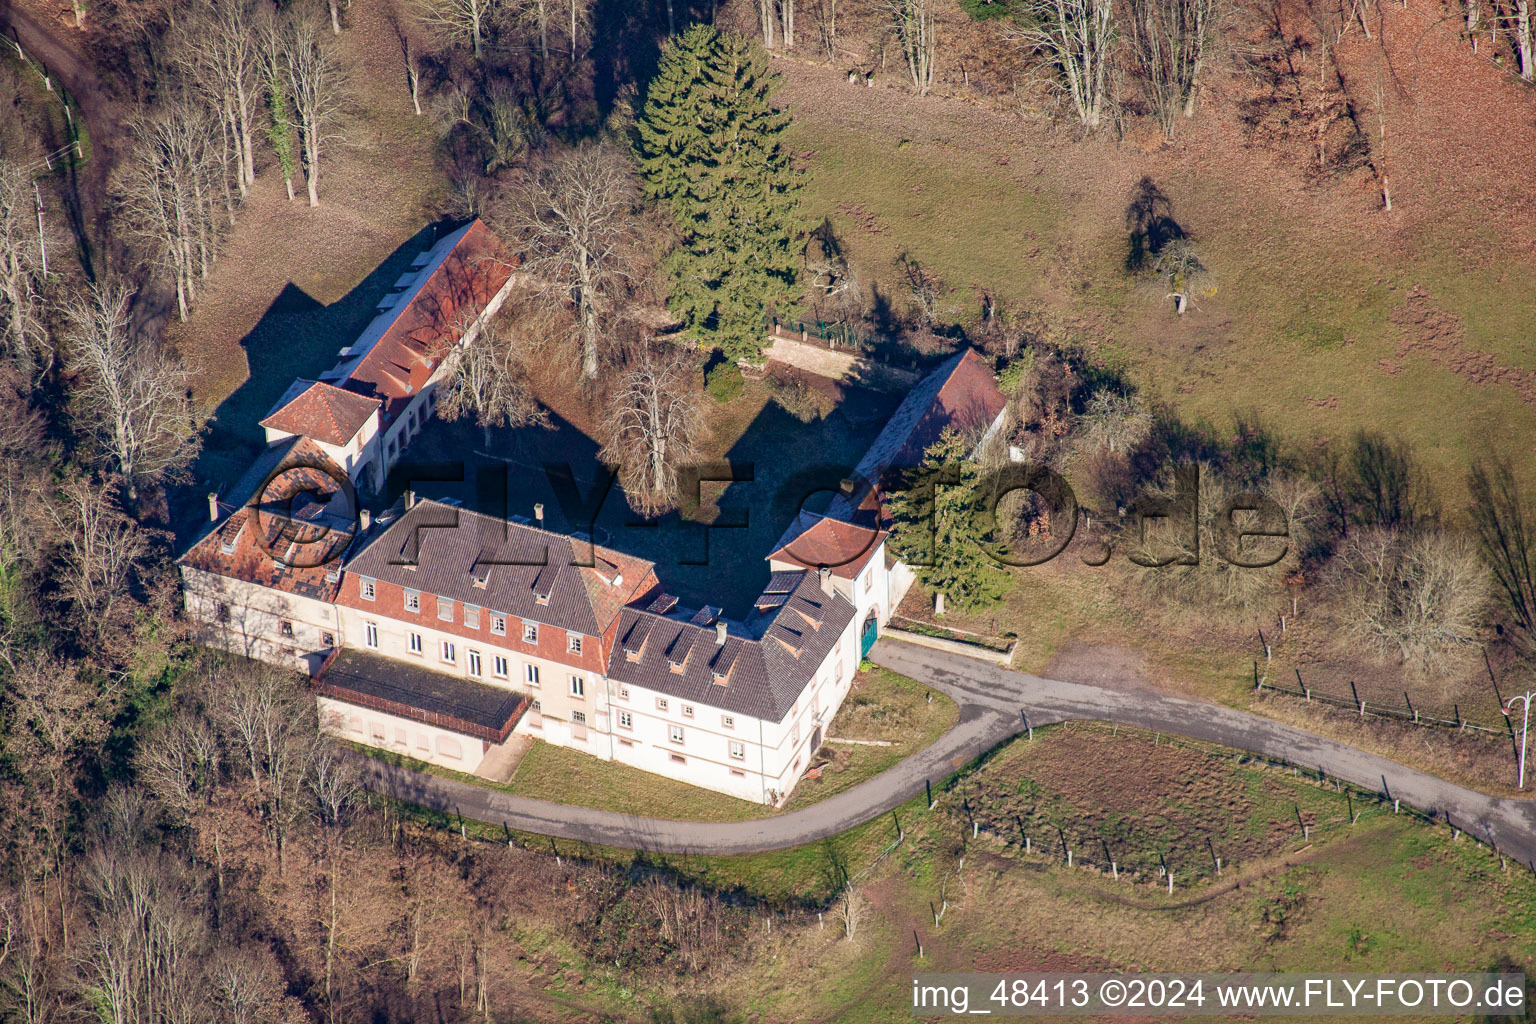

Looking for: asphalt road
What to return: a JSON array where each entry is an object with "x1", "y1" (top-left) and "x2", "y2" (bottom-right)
[{"x1": 362, "y1": 638, "x2": 1536, "y2": 864}]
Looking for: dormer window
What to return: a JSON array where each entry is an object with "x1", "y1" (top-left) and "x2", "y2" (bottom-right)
[
  {"x1": 567, "y1": 634, "x2": 582, "y2": 654},
  {"x1": 403, "y1": 589, "x2": 420, "y2": 612},
  {"x1": 358, "y1": 576, "x2": 375, "y2": 600},
  {"x1": 523, "y1": 623, "x2": 538, "y2": 644}
]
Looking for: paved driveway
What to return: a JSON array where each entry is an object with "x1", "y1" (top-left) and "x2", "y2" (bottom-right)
[{"x1": 362, "y1": 639, "x2": 1536, "y2": 864}]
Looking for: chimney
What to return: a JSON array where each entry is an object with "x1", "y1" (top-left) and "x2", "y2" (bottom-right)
[
  {"x1": 359, "y1": 509, "x2": 372, "y2": 531},
  {"x1": 207, "y1": 492, "x2": 220, "y2": 522},
  {"x1": 819, "y1": 565, "x2": 833, "y2": 596},
  {"x1": 534, "y1": 502, "x2": 544, "y2": 524},
  {"x1": 715, "y1": 620, "x2": 727, "y2": 646},
  {"x1": 405, "y1": 489, "x2": 416, "y2": 509}
]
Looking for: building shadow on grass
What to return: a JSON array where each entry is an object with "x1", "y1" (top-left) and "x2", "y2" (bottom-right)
[
  {"x1": 177, "y1": 223, "x2": 449, "y2": 543},
  {"x1": 400, "y1": 385, "x2": 899, "y2": 619}
]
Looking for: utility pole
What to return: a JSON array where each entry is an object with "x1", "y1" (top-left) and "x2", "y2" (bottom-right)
[
  {"x1": 34, "y1": 183, "x2": 47, "y2": 277},
  {"x1": 1504, "y1": 690, "x2": 1535, "y2": 789}
]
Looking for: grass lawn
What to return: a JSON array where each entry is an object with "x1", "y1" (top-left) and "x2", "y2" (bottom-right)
[
  {"x1": 778, "y1": 61, "x2": 1536, "y2": 498},
  {"x1": 506, "y1": 740, "x2": 765, "y2": 822},
  {"x1": 783, "y1": 666, "x2": 959, "y2": 812}
]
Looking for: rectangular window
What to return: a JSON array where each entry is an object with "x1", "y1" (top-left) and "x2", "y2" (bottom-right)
[
  {"x1": 408, "y1": 632, "x2": 423, "y2": 654},
  {"x1": 721, "y1": 714, "x2": 734, "y2": 729},
  {"x1": 730, "y1": 768, "x2": 746, "y2": 777},
  {"x1": 572, "y1": 710, "x2": 587, "y2": 726},
  {"x1": 493, "y1": 655, "x2": 509, "y2": 678},
  {"x1": 532, "y1": 699, "x2": 542, "y2": 712},
  {"x1": 656, "y1": 697, "x2": 668, "y2": 712},
  {"x1": 403, "y1": 589, "x2": 420, "y2": 612},
  {"x1": 864, "y1": 569, "x2": 872, "y2": 592},
  {"x1": 618, "y1": 710, "x2": 633, "y2": 729},
  {"x1": 279, "y1": 620, "x2": 294, "y2": 637},
  {"x1": 669, "y1": 725, "x2": 684, "y2": 744},
  {"x1": 215, "y1": 602, "x2": 231, "y2": 622},
  {"x1": 670, "y1": 753, "x2": 686, "y2": 764},
  {"x1": 364, "y1": 622, "x2": 379, "y2": 649},
  {"x1": 729, "y1": 741, "x2": 745, "y2": 760},
  {"x1": 523, "y1": 623, "x2": 538, "y2": 643},
  {"x1": 567, "y1": 634, "x2": 583, "y2": 654},
  {"x1": 468, "y1": 650, "x2": 482, "y2": 676},
  {"x1": 359, "y1": 577, "x2": 376, "y2": 601},
  {"x1": 619, "y1": 738, "x2": 634, "y2": 747},
  {"x1": 525, "y1": 664, "x2": 540, "y2": 687},
  {"x1": 490, "y1": 614, "x2": 506, "y2": 636},
  {"x1": 618, "y1": 685, "x2": 630, "y2": 700},
  {"x1": 440, "y1": 641, "x2": 456, "y2": 663},
  {"x1": 464, "y1": 604, "x2": 480, "y2": 629},
  {"x1": 681, "y1": 704, "x2": 694, "y2": 718},
  {"x1": 322, "y1": 631, "x2": 335, "y2": 647},
  {"x1": 569, "y1": 675, "x2": 584, "y2": 698},
  {"x1": 437, "y1": 596, "x2": 454, "y2": 621}
]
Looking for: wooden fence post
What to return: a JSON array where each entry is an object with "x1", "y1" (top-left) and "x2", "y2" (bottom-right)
[{"x1": 1351, "y1": 680, "x2": 1364, "y2": 716}]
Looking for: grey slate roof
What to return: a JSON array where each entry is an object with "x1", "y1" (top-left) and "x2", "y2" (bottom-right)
[
  {"x1": 605, "y1": 571, "x2": 854, "y2": 723},
  {"x1": 343, "y1": 499, "x2": 656, "y2": 638}
]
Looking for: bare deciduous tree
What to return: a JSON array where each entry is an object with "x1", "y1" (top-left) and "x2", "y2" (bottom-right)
[
  {"x1": 880, "y1": 0, "x2": 937, "y2": 95},
  {"x1": 413, "y1": 0, "x2": 505, "y2": 58},
  {"x1": 1126, "y1": 0, "x2": 1214, "y2": 137},
  {"x1": 281, "y1": 18, "x2": 347, "y2": 207},
  {"x1": 63, "y1": 283, "x2": 197, "y2": 491},
  {"x1": 836, "y1": 882, "x2": 867, "y2": 939},
  {"x1": 1122, "y1": 463, "x2": 1317, "y2": 619},
  {"x1": 1013, "y1": 0, "x2": 1116, "y2": 129},
  {"x1": 0, "y1": 162, "x2": 48, "y2": 370},
  {"x1": 41, "y1": 477, "x2": 153, "y2": 633},
  {"x1": 599, "y1": 349, "x2": 705, "y2": 517},
  {"x1": 1075, "y1": 390, "x2": 1153, "y2": 455},
  {"x1": 565, "y1": 0, "x2": 591, "y2": 58},
  {"x1": 435, "y1": 311, "x2": 546, "y2": 442},
  {"x1": 501, "y1": 143, "x2": 640, "y2": 380},
  {"x1": 172, "y1": 0, "x2": 261, "y2": 195},
  {"x1": 811, "y1": 0, "x2": 838, "y2": 58},
  {"x1": 389, "y1": 6, "x2": 427, "y2": 115},
  {"x1": 115, "y1": 102, "x2": 227, "y2": 320},
  {"x1": 1140, "y1": 236, "x2": 1213, "y2": 313},
  {"x1": 758, "y1": 0, "x2": 777, "y2": 47},
  {"x1": 1327, "y1": 526, "x2": 1489, "y2": 673}
]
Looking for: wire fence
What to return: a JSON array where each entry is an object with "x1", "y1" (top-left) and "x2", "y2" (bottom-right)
[{"x1": 937, "y1": 722, "x2": 1535, "y2": 886}]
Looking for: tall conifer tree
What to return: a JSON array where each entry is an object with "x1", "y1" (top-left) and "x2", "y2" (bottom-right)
[
  {"x1": 636, "y1": 25, "x2": 804, "y2": 362},
  {"x1": 887, "y1": 429, "x2": 1011, "y2": 613}
]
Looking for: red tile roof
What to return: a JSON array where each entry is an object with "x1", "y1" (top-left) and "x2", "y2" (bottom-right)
[
  {"x1": 341, "y1": 219, "x2": 515, "y2": 425},
  {"x1": 179, "y1": 437, "x2": 356, "y2": 600},
  {"x1": 768, "y1": 513, "x2": 886, "y2": 579},
  {"x1": 260, "y1": 380, "x2": 380, "y2": 446}
]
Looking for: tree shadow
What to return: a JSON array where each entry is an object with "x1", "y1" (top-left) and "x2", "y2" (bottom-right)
[
  {"x1": 589, "y1": 0, "x2": 715, "y2": 120},
  {"x1": 1124, "y1": 176, "x2": 1185, "y2": 274},
  {"x1": 404, "y1": 381, "x2": 899, "y2": 619}
]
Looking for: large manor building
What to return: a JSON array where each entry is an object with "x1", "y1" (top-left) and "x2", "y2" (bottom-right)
[{"x1": 178, "y1": 220, "x2": 1007, "y2": 805}]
